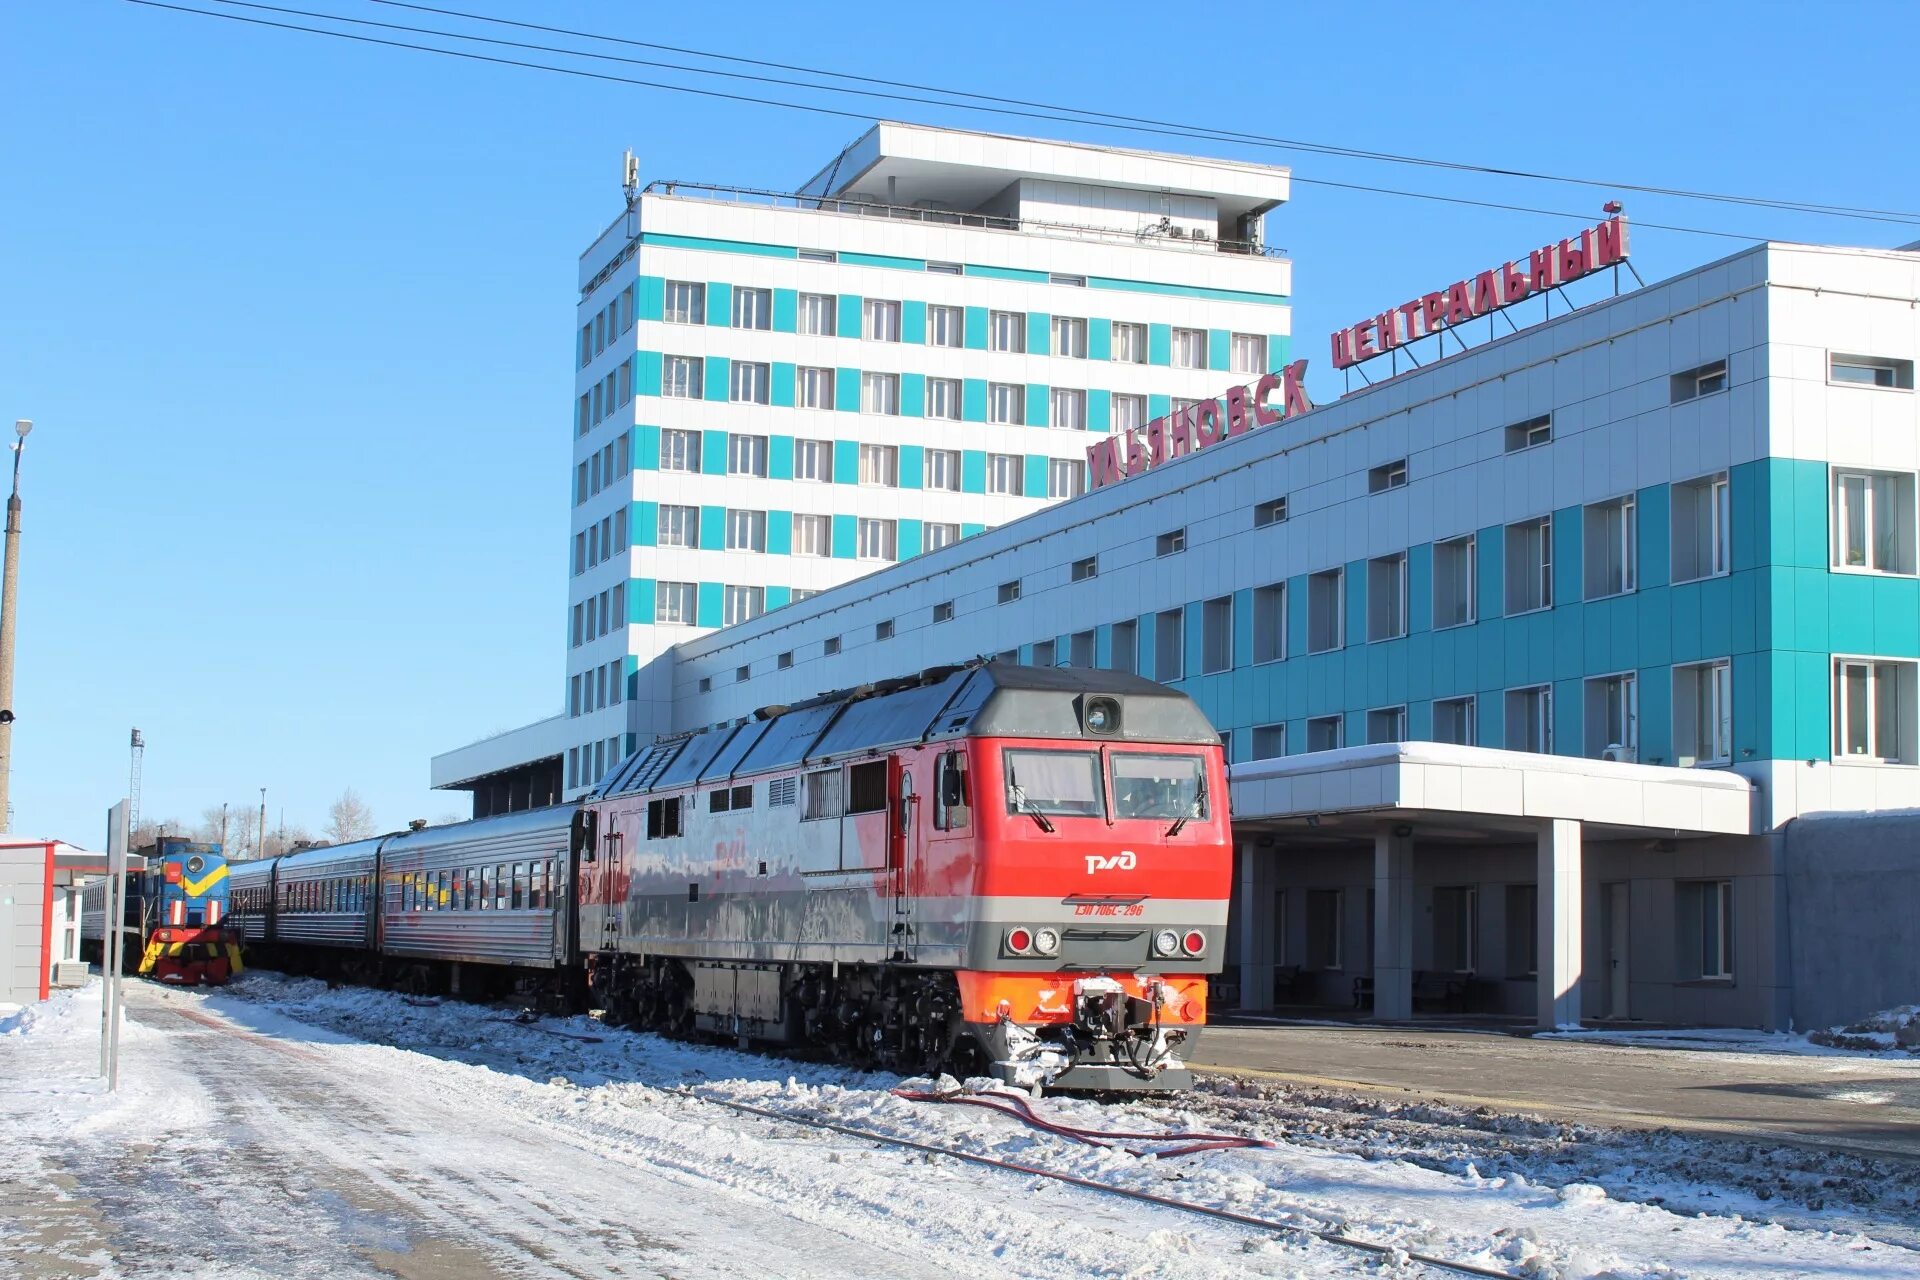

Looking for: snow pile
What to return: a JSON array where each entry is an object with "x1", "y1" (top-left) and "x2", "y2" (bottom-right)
[{"x1": 1810, "y1": 1004, "x2": 1920, "y2": 1054}]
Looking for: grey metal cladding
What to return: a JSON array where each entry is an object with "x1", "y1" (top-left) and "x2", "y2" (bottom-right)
[
  {"x1": 380, "y1": 805, "x2": 572, "y2": 860},
  {"x1": 809, "y1": 676, "x2": 971, "y2": 759},
  {"x1": 971, "y1": 665, "x2": 1219, "y2": 744},
  {"x1": 654, "y1": 730, "x2": 733, "y2": 790},
  {"x1": 732, "y1": 701, "x2": 839, "y2": 775},
  {"x1": 275, "y1": 836, "x2": 386, "y2": 879},
  {"x1": 696, "y1": 718, "x2": 773, "y2": 783},
  {"x1": 228, "y1": 861, "x2": 274, "y2": 893}
]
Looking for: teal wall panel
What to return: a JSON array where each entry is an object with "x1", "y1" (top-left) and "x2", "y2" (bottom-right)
[
  {"x1": 837, "y1": 294, "x2": 863, "y2": 340},
  {"x1": 1027, "y1": 311, "x2": 1049, "y2": 356},
  {"x1": 1088, "y1": 319, "x2": 1111, "y2": 362},
  {"x1": 1148, "y1": 393, "x2": 1171, "y2": 422},
  {"x1": 1024, "y1": 454, "x2": 1048, "y2": 500},
  {"x1": 771, "y1": 362, "x2": 795, "y2": 408},
  {"x1": 634, "y1": 351, "x2": 662, "y2": 398},
  {"x1": 696, "y1": 582, "x2": 723, "y2": 629},
  {"x1": 628, "y1": 579, "x2": 653, "y2": 625},
  {"x1": 964, "y1": 306, "x2": 988, "y2": 350},
  {"x1": 899, "y1": 519, "x2": 923, "y2": 561},
  {"x1": 833, "y1": 439, "x2": 859, "y2": 485},
  {"x1": 900, "y1": 444, "x2": 925, "y2": 490},
  {"x1": 768, "y1": 433, "x2": 793, "y2": 481},
  {"x1": 706, "y1": 282, "x2": 731, "y2": 327},
  {"x1": 962, "y1": 378, "x2": 987, "y2": 423},
  {"x1": 700, "y1": 430, "x2": 726, "y2": 475},
  {"x1": 766, "y1": 586, "x2": 792, "y2": 611},
  {"x1": 902, "y1": 299, "x2": 926, "y2": 346},
  {"x1": 835, "y1": 368, "x2": 861, "y2": 413},
  {"x1": 636, "y1": 276, "x2": 664, "y2": 322},
  {"x1": 901, "y1": 372, "x2": 925, "y2": 419},
  {"x1": 703, "y1": 356, "x2": 730, "y2": 402},
  {"x1": 1026, "y1": 383, "x2": 1049, "y2": 428},
  {"x1": 831, "y1": 514, "x2": 857, "y2": 559},
  {"x1": 961, "y1": 450, "x2": 986, "y2": 495},
  {"x1": 772, "y1": 288, "x2": 796, "y2": 333},
  {"x1": 1207, "y1": 328, "x2": 1230, "y2": 372},
  {"x1": 634, "y1": 425, "x2": 660, "y2": 470},
  {"x1": 1147, "y1": 323, "x2": 1171, "y2": 366},
  {"x1": 1088, "y1": 389, "x2": 1111, "y2": 433},
  {"x1": 633, "y1": 500, "x2": 657, "y2": 547},
  {"x1": 768, "y1": 510, "x2": 792, "y2": 556},
  {"x1": 698, "y1": 505, "x2": 724, "y2": 551}
]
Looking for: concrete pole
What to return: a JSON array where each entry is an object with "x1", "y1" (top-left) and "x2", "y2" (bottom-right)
[
  {"x1": 258, "y1": 788, "x2": 268, "y2": 861},
  {"x1": 0, "y1": 420, "x2": 28, "y2": 830},
  {"x1": 1537, "y1": 818, "x2": 1584, "y2": 1030},
  {"x1": 1373, "y1": 830, "x2": 1415, "y2": 1021}
]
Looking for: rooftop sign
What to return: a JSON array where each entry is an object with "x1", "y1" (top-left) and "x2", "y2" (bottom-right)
[
  {"x1": 1085, "y1": 361, "x2": 1313, "y2": 490},
  {"x1": 1330, "y1": 215, "x2": 1630, "y2": 370}
]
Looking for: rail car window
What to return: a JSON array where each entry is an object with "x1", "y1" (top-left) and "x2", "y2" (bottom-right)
[
  {"x1": 1110, "y1": 753, "x2": 1209, "y2": 821},
  {"x1": 847, "y1": 762, "x2": 888, "y2": 814},
  {"x1": 494, "y1": 864, "x2": 509, "y2": 911},
  {"x1": 512, "y1": 863, "x2": 526, "y2": 910},
  {"x1": 646, "y1": 796, "x2": 684, "y2": 838},
  {"x1": 477, "y1": 867, "x2": 490, "y2": 910},
  {"x1": 1003, "y1": 750, "x2": 1104, "y2": 818},
  {"x1": 707, "y1": 784, "x2": 754, "y2": 813},
  {"x1": 466, "y1": 870, "x2": 477, "y2": 910},
  {"x1": 802, "y1": 770, "x2": 842, "y2": 821},
  {"x1": 438, "y1": 870, "x2": 452, "y2": 909},
  {"x1": 935, "y1": 751, "x2": 970, "y2": 830}
]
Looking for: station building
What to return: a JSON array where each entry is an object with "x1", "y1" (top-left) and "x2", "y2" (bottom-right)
[{"x1": 434, "y1": 122, "x2": 1920, "y2": 1033}]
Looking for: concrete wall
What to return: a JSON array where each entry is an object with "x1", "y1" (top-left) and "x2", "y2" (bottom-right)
[
  {"x1": 0, "y1": 844, "x2": 49, "y2": 1004},
  {"x1": 1783, "y1": 810, "x2": 1920, "y2": 1030}
]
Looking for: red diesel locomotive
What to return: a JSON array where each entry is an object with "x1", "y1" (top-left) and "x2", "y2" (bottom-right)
[{"x1": 578, "y1": 660, "x2": 1230, "y2": 1089}]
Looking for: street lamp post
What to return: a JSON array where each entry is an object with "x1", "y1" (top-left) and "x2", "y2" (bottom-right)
[{"x1": 0, "y1": 419, "x2": 31, "y2": 831}]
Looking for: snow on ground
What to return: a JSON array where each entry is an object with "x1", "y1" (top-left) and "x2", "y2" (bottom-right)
[
  {"x1": 6, "y1": 974, "x2": 1918, "y2": 1280},
  {"x1": 1542, "y1": 1021, "x2": 1920, "y2": 1062}
]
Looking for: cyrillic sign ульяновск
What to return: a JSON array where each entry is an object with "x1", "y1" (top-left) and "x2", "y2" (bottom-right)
[
  {"x1": 1330, "y1": 215, "x2": 1629, "y2": 369},
  {"x1": 1085, "y1": 360, "x2": 1312, "y2": 490}
]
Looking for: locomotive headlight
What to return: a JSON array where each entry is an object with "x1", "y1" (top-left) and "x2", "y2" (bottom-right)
[
  {"x1": 1152, "y1": 929, "x2": 1180, "y2": 957},
  {"x1": 1032, "y1": 927, "x2": 1061, "y2": 957},
  {"x1": 1084, "y1": 696, "x2": 1120, "y2": 736}
]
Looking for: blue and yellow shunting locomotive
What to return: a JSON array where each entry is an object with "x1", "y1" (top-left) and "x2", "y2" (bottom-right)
[{"x1": 80, "y1": 838, "x2": 245, "y2": 986}]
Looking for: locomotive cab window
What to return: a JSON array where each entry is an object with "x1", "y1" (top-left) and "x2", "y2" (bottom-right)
[
  {"x1": 846, "y1": 761, "x2": 888, "y2": 814},
  {"x1": 1003, "y1": 749, "x2": 1104, "y2": 818},
  {"x1": 935, "y1": 751, "x2": 971, "y2": 830},
  {"x1": 802, "y1": 769, "x2": 842, "y2": 821},
  {"x1": 647, "y1": 796, "x2": 684, "y2": 838},
  {"x1": 1111, "y1": 753, "x2": 1209, "y2": 820}
]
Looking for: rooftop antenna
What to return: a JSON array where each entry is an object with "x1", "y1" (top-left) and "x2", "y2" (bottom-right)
[
  {"x1": 127, "y1": 728, "x2": 144, "y2": 839},
  {"x1": 622, "y1": 149, "x2": 640, "y2": 206}
]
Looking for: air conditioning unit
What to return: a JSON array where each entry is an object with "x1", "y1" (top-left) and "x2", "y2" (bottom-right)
[
  {"x1": 1168, "y1": 226, "x2": 1187, "y2": 239},
  {"x1": 1191, "y1": 227, "x2": 1211, "y2": 241},
  {"x1": 1600, "y1": 744, "x2": 1636, "y2": 763}
]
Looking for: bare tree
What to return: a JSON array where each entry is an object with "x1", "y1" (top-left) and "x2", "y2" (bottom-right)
[
  {"x1": 130, "y1": 817, "x2": 184, "y2": 852},
  {"x1": 195, "y1": 805, "x2": 230, "y2": 846},
  {"x1": 325, "y1": 789, "x2": 376, "y2": 843},
  {"x1": 260, "y1": 822, "x2": 315, "y2": 859},
  {"x1": 433, "y1": 811, "x2": 466, "y2": 828},
  {"x1": 226, "y1": 805, "x2": 260, "y2": 860}
]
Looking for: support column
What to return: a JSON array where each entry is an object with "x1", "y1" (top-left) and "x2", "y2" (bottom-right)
[
  {"x1": 1373, "y1": 831, "x2": 1414, "y2": 1021},
  {"x1": 1537, "y1": 818, "x2": 1583, "y2": 1029},
  {"x1": 1237, "y1": 842, "x2": 1275, "y2": 1011}
]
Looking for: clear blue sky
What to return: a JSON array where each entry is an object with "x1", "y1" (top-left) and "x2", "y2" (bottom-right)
[{"x1": 5, "y1": 1, "x2": 1916, "y2": 847}]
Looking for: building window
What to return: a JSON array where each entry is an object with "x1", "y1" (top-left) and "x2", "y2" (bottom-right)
[
  {"x1": 1228, "y1": 333, "x2": 1267, "y2": 375},
  {"x1": 926, "y1": 261, "x2": 962, "y2": 276},
  {"x1": 1432, "y1": 534, "x2": 1475, "y2": 629},
  {"x1": 1672, "y1": 660, "x2": 1732, "y2": 767},
  {"x1": 1307, "y1": 568, "x2": 1344, "y2": 653},
  {"x1": 872, "y1": 618, "x2": 894, "y2": 641},
  {"x1": 1254, "y1": 497, "x2": 1287, "y2": 528},
  {"x1": 1305, "y1": 888, "x2": 1343, "y2": 969},
  {"x1": 924, "y1": 448, "x2": 961, "y2": 491},
  {"x1": 1834, "y1": 658, "x2": 1918, "y2": 763},
  {"x1": 1068, "y1": 630, "x2": 1094, "y2": 667},
  {"x1": 924, "y1": 522, "x2": 959, "y2": 551},
  {"x1": 1048, "y1": 458, "x2": 1087, "y2": 499},
  {"x1": 1156, "y1": 528, "x2": 1186, "y2": 557},
  {"x1": 1830, "y1": 353, "x2": 1914, "y2": 389},
  {"x1": 1242, "y1": 582, "x2": 1283, "y2": 664},
  {"x1": 1505, "y1": 685, "x2": 1552, "y2": 753},
  {"x1": 663, "y1": 280, "x2": 705, "y2": 325},
  {"x1": 1505, "y1": 516, "x2": 1553, "y2": 614},
  {"x1": 1583, "y1": 495, "x2": 1637, "y2": 599},
  {"x1": 858, "y1": 443, "x2": 898, "y2": 487},
  {"x1": 1432, "y1": 886, "x2": 1477, "y2": 973},
  {"x1": 658, "y1": 504, "x2": 698, "y2": 549},
  {"x1": 657, "y1": 429, "x2": 699, "y2": 474},
  {"x1": 1170, "y1": 327, "x2": 1204, "y2": 369},
  {"x1": 613, "y1": 506, "x2": 629, "y2": 553},
  {"x1": 823, "y1": 636, "x2": 841, "y2": 656},
  {"x1": 1367, "y1": 706, "x2": 1406, "y2": 744},
  {"x1": 1112, "y1": 322, "x2": 1147, "y2": 364},
  {"x1": 1503, "y1": 415, "x2": 1552, "y2": 452},
  {"x1": 1677, "y1": 880, "x2": 1733, "y2": 980},
  {"x1": 656, "y1": 581, "x2": 696, "y2": 625},
  {"x1": 985, "y1": 452, "x2": 1023, "y2": 496},
  {"x1": 1032, "y1": 638, "x2": 1056, "y2": 667},
  {"x1": 988, "y1": 310, "x2": 1025, "y2": 352},
  {"x1": 998, "y1": 580, "x2": 1022, "y2": 604},
  {"x1": 1671, "y1": 472, "x2": 1730, "y2": 582},
  {"x1": 797, "y1": 292, "x2": 835, "y2": 336},
  {"x1": 928, "y1": 304, "x2": 963, "y2": 348},
  {"x1": 1201, "y1": 595, "x2": 1233, "y2": 674},
  {"x1": 1051, "y1": 388, "x2": 1087, "y2": 431},
  {"x1": 727, "y1": 434, "x2": 769, "y2": 477},
  {"x1": 856, "y1": 518, "x2": 897, "y2": 561},
  {"x1": 792, "y1": 589, "x2": 821, "y2": 603},
  {"x1": 1113, "y1": 393, "x2": 1146, "y2": 432},
  {"x1": 662, "y1": 355, "x2": 703, "y2": 399},
  {"x1": 1108, "y1": 619, "x2": 1138, "y2": 674},
  {"x1": 792, "y1": 513, "x2": 830, "y2": 557},
  {"x1": 1250, "y1": 723, "x2": 1285, "y2": 759},
  {"x1": 731, "y1": 287, "x2": 771, "y2": 330},
  {"x1": 1154, "y1": 607, "x2": 1184, "y2": 682},
  {"x1": 1368, "y1": 459, "x2": 1408, "y2": 493},
  {"x1": 723, "y1": 585, "x2": 764, "y2": 626},
  {"x1": 1503, "y1": 884, "x2": 1538, "y2": 976},
  {"x1": 730, "y1": 360, "x2": 770, "y2": 405},
  {"x1": 1671, "y1": 359, "x2": 1729, "y2": 402},
  {"x1": 925, "y1": 376, "x2": 961, "y2": 420},
  {"x1": 776, "y1": 651, "x2": 793, "y2": 671},
  {"x1": 1071, "y1": 556, "x2": 1097, "y2": 582},
  {"x1": 1833, "y1": 469, "x2": 1917, "y2": 574},
  {"x1": 1585, "y1": 673, "x2": 1639, "y2": 761},
  {"x1": 725, "y1": 509, "x2": 766, "y2": 553},
  {"x1": 798, "y1": 366, "x2": 834, "y2": 410},
  {"x1": 864, "y1": 298, "x2": 901, "y2": 342},
  {"x1": 793, "y1": 438, "x2": 831, "y2": 482},
  {"x1": 932, "y1": 600, "x2": 954, "y2": 624},
  {"x1": 1367, "y1": 553, "x2": 1407, "y2": 641},
  {"x1": 862, "y1": 371, "x2": 900, "y2": 415},
  {"x1": 1052, "y1": 316, "x2": 1087, "y2": 358},
  {"x1": 1432, "y1": 696, "x2": 1475, "y2": 745},
  {"x1": 988, "y1": 382, "x2": 1025, "y2": 425}
]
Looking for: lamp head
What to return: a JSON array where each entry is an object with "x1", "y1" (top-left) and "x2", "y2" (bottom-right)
[{"x1": 13, "y1": 420, "x2": 30, "y2": 440}]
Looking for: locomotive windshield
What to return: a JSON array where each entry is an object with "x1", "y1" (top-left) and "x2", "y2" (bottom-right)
[
  {"x1": 1110, "y1": 753, "x2": 1209, "y2": 820},
  {"x1": 1003, "y1": 749, "x2": 1104, "y2": 817}
]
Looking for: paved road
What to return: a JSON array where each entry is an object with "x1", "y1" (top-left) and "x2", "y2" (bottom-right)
[{"x1": 1191, "y1": 1020, "x2": 1920, "y2": 1160}]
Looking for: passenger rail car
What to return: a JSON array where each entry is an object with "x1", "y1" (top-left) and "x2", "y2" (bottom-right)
[
  {"x1": 80, "y1": 839, "x2": 244, "y2": 986},
  {"x1": 225, "y1": 661, "x2": 1231, "y2": 1091},
  {"x1": 580, "y1": 661, "x2": 1231, "y2": 1090}
]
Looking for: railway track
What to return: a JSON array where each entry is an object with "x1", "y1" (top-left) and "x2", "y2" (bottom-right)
[{"x1": 667, "y1": 1085, "x2": 1521, "y2": 1280}]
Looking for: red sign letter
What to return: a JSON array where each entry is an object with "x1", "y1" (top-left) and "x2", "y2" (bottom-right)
[
  {"x1": 1331, "y1": 327, "x2": 1354, "y2": 369},
  {"x1": 1501, "y1": 261, "x2": 1531, "y2": 304},
  {"x1": 1282, "y1": 360, "x2": 1312, "y2": 418},
  {"x1": 1251, "y1": 372, "x2": 1282, "y2": 425},
  {"x1": 1224, "y1": 384, "x2": 1252, "y2": 436}
]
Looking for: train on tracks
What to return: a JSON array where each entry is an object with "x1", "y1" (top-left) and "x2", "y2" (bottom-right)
[
  {"x1": 80, "y1": 838, "x2": 245, "y2": 985},
  {"x1": 230, "y1": 660, "x2": 1232, "y2": 1090}
]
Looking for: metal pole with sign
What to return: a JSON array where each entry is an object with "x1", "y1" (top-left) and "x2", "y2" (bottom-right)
[{"x1": 100, "y1": 800, "x2": 128, "y2": 1090}]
